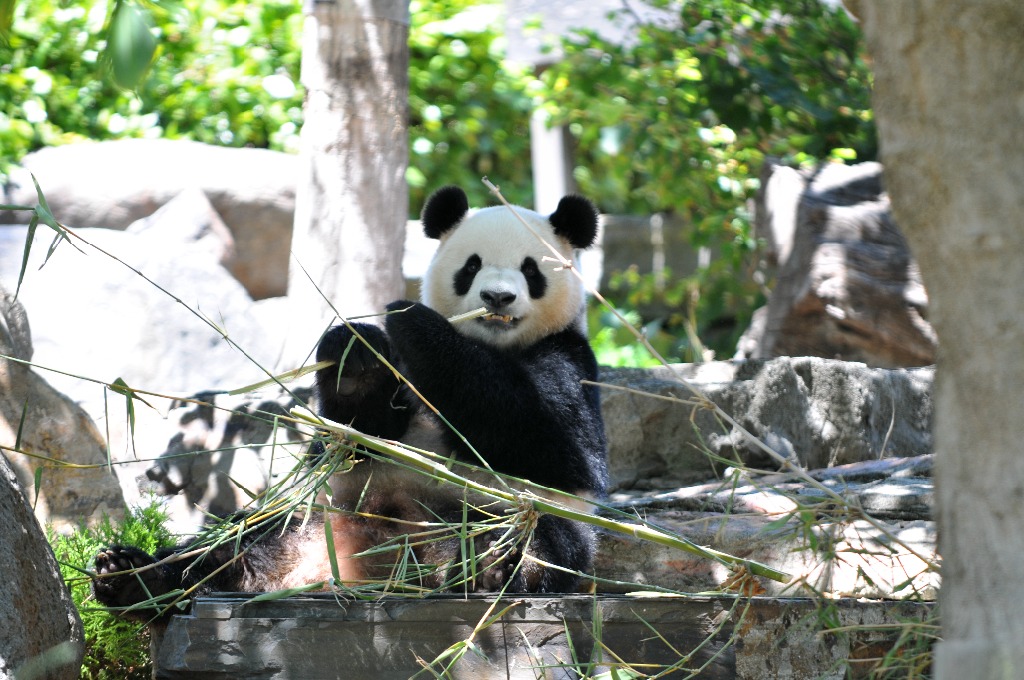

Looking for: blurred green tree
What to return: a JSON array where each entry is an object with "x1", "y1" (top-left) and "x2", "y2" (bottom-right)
[
  {"x1": 0, "y1": 0, "x2": 876, "y2": 361},
  {"x1": 540, "y1": 0, "x2": 875, "y2": 359},
  {"x1": 0, "y1": 0, "x2": 305, "y2": 175}
]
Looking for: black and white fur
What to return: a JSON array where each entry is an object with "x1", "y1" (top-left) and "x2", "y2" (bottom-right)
[{"x1": 92, "y1": 186, "x2": 607, "y2": 616}]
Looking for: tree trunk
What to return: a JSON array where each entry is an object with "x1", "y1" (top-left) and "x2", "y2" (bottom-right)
[
  {"x1": 852, "y1": 1, "x2": 1024, "y2": 677},
  {"x1": 287, "y1": 0, "x2": 409, "y2": 360}
]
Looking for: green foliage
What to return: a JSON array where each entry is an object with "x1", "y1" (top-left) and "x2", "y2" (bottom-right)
[
  {"x1": 408, "y1": 0, "x2": 535, "y2": 213},
  {"x1": 543, "y1": 0, "x2": 874, "y2": 360},
  {"x1": 0, "y1": 0, "x2": 535, "y2": 214},
  {"x1": 0, "y1": 0, "x2": 304, "y2": 176},
  {"x1": 1, "y1": 0, "x2": 876, "y2": 362},
  {"x1": 49, "y1": 502, "x2": 176, "y2": 680}
]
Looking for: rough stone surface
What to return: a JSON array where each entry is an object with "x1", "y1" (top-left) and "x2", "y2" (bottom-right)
[
  {"x1": 1, "y1": 139, "x2": 297, "y2": 300},
  {"x1": 600, "y1": 454, "x2": 938, "y2": 600},
  {"x1": 600, "y1": 357, "x2": 933, "y2": 489},
  {"x1": 125, "y1": 187, "x2": 236, "y2": 272},
  {"x1": 0, "y1": 222, "x2": 299, "y2": 517},
  {"x1": 153, "y1": 593, "x2": 933, "y2": 680},
  {"x1": 0, "y1": 223, "x2": 287, "y2": 424},
  {"x1": 0, "y1": 453, "x2": 84, "y2": 679},
  {"x1": 0, "y1": 285, "x2": 124, "y2": 531},
  {"x1": 737, "y1": 160, "x2": 936, "y2": 368},
  {"x1": 135, "y1": 388, "x2": 314, "y2": 533}
]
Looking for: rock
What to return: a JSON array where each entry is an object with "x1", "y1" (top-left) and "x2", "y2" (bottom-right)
[
  {"x1": 125, "y1": 187, "x2": 236, "y2": 271},
  {"x1": 601, "y1": 454, "x2": 938, "y2": 599},
  {"x1": 0, "y1": 224, "x2": 287, "y2": 422},
  {"x1": 0, "y1": 285, "x2": 124, "y2": 532},
  {"x1": 0, "y1": 453, "x2": 84, "y2": 679},
  {"x1": 137, "y1": 388, "x2": 314, "y2": 534},
  {"x1": 600, "y1": 357, "x2": 933, "y2": 489},
  {"x1": 0, "y1": 221, "x2": 302, "y2": 513},
  {"x1": 1, "y1": 139, "x2": 297, "y2": 300},
  {"x1": 737, "y1": 160, "x2": 937, "y2": 367}
]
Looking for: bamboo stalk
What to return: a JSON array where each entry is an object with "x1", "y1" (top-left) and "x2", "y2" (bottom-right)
[{"x1": 291, "y1": 407, "x2": 792, "y2": 584}]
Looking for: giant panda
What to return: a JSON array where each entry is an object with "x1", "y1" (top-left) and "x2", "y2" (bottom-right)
[{"x1": 91, "y1": 185, "x2": 608, "y2": 616}]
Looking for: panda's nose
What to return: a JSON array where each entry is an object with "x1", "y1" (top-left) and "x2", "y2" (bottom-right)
[{"x1": 480, "y1": 289, "x2": 516, "y2": 309}]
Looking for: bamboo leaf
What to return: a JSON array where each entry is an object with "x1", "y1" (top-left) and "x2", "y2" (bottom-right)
[
  {"x1": 14, "y1": 397, "x2": 28, "y2": 452},
  {"x1": 228, "y1": 359, "x2": 336, "y2": 396},
  {"x1": 14, "y1": 214, "x2": 38, "y2": 300},
  {"x1": 324, "y1": 513, "x2": 341, "y2": 584},
  {"x1": 40, "y1": 228, "x2": 67, "y2": 270},
  {"x1": 32, "y1": 465, "x2": 42, "y2": 509},
  {"x1": 31, "y1": 173, "x2": 56, "y2": 226},
  {"x1": 245, "y1": 581, "x2": 327, "y2": 602},
  {"x1": 109, "y1": 378, "x2": 136, "y2": 436},
  {"x1": 224, "y1": 475, "x2": 259, "y2": 501}
]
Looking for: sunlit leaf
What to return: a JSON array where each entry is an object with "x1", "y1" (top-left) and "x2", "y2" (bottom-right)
[
  {"x1": 14, "y1": 214, "x2": 38, "y2": 300},
  {"x1": 112, "y1": 378, "x2": 137, "y2": 437},
  {"x1": 0, "y1": 0, "x2": 13, "y2": 44},
  {"x1": 106, "y1": 1, "x2": 157, "y2": 89},
  {"x1": 33, "y1": 465, "x2": 42, "y2": 509}
]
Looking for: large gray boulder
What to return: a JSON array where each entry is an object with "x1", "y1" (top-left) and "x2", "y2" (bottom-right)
[
  {"x1": 0, "y1": 453, "x2": 84, "y2": 679},
  {"x1": 0, "y1": 212, "x2": 296, "y2": 513},
  {"x1": 0, "y1": 221, "x2": 287, "y2": 424},
  {"x1": 600, "y1": 357, "x2": 933, "y2": 489},
  {"x1": 1, "y1": 139, "x2": 297, "y2": 300},
  {"x1": 0, "y1": 286, "x2": 124, "y2": 531},
  {"x1": 600, "y1": 454, "x2": 937, "y2": 599}
]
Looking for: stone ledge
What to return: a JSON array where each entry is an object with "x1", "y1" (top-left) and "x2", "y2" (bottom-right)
[
  {"x1": 601, "y1": 454, "x2": 937, "y2": 600},
  {"x1": 155, "y1": 593, "x2": 934, "y2": 680}
]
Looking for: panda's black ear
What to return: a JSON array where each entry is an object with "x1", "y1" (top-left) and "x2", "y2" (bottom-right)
[
  {"x1": 421, "y1": 186, "x2": 470, "y2": 239},
  {"x1": 548, "y1": 195, "x2": 599, "y2": 249}
]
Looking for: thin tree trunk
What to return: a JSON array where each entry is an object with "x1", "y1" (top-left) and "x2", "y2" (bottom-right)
[
  {"x1": 287, "y1": 0, "x2": 409, "y2": 360},
  {"x1": 852, "y1": 1, "x2": 1024, "y2": 677}
]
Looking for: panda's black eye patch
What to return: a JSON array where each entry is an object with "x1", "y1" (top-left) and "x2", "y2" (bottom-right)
[
  {"x1": 453, "y1": 254, "x2": 482, "y2": 296},
  {"x1": 521, "y1": 257, "x2": 547, "y2": 299}
]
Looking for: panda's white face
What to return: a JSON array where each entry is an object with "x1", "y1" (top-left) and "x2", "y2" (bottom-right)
[{"x1": 422, "y1": 205, "x2": 586, "y2": 349}]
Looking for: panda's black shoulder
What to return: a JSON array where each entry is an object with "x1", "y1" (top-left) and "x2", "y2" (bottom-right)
[{"x1": 527, "y1": 327, "x2": 598, "y2": 370}]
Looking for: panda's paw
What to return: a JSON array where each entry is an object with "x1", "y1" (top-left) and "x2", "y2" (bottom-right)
[
  {"x1": 92, "y1": 545, "x2": 172, "y2": 611},
  {"x1": 315, "y1": 323, "x2": 393, "y2": 400},
  {"x1": 469, "y1": 535, "x2": 520, "y2": 593}
]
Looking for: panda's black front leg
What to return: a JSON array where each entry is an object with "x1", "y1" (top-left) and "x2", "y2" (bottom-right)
[
  {"x1": 314, "y1": 322, "x2": 410, "y2": 441},
  {"x1": 459, "y1": 516, "x2": 596, "y2": 594},
  {"x1": 509, "y1": 516, "x2": 597, "y2": 593}
]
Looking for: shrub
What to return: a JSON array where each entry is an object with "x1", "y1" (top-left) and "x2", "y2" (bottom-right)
[{"x1": 49, "y1": 501, "x2": 176, "y2": 680}]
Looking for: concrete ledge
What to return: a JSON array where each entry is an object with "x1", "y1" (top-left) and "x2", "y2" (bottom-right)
[{"x1": 155, "y1": 594, "x2": 933, "y2": 679}]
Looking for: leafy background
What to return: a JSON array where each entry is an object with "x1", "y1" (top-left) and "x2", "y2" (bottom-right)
[{"x1": 0, "y1": 0, "x2": 875, "y2": 361}]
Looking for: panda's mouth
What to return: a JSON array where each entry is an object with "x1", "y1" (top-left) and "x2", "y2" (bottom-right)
[{"x1": 478, "y1": 312, "x2": 519, "y2": 329}]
